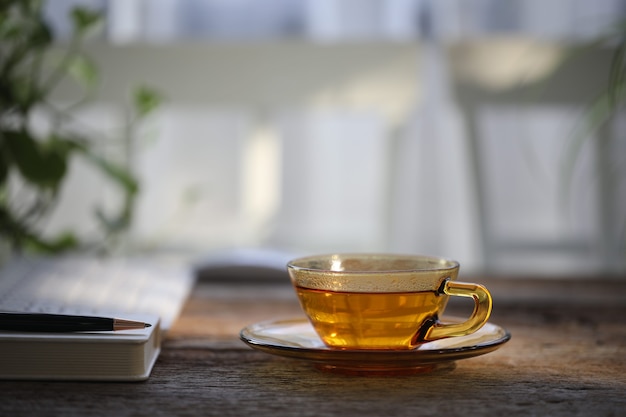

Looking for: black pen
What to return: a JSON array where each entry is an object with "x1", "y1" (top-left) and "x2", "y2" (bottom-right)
[{"x1": 0, "y1": 312, "x2": 151, "y2": 332}]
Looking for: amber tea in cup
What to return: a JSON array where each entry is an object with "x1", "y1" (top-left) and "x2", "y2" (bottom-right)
[{"x1": 287, "y1": 254, "x2": 492, "y2": 350}]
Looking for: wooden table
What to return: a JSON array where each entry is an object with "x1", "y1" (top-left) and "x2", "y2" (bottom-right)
[{"x1": 1, "y1": 276, "x2": 624, "y2": 416}]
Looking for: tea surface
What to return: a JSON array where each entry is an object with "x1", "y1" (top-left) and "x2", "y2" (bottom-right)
[{"x1": 295, "y1": 286, "x2": 447, "y2": 349}]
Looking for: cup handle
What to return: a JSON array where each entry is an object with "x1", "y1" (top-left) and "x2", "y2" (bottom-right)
[{"x1": 424, "y1": 279, "x2": 493, "y2": 341}]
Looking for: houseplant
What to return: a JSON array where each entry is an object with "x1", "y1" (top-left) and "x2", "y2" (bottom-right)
[{"x1": 0, "y1": 0, "x2": 161, "y2": 256}]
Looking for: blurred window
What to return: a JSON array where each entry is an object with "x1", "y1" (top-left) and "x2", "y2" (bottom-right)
[{"x1": 39, "y1": 0, "x2": 626, "y2": 275}]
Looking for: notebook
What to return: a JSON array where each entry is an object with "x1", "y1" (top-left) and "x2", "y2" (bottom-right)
[{"x1": 0, "y1": 255, "x2": 195, "y2": 381}]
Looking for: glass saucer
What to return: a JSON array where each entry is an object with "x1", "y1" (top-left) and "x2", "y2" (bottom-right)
[{"x1": 240, "y1": 317, "x2": 511, "y2": 375}]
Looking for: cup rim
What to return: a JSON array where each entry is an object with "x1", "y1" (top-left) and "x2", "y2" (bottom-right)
[{"x1": 286, "y1": 253, "x2": 460, "y2": 274}]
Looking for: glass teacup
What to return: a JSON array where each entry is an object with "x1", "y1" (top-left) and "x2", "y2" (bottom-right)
[{"x1": 287, "y1": 253, "x2": 492, "y2": 350}]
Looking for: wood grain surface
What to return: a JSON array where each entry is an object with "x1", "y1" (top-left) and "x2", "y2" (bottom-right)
[{"x1": 0, "y1": 278, "x2": 624, "y2": 416}]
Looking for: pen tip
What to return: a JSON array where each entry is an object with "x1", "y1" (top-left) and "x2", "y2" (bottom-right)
[{"x1": 145, "y1": 323, "x2": 152, "y2": 328}]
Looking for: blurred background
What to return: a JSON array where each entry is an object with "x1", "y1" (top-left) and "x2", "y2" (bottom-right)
[{"x1": 20, "y1": 0, "x2": 626, "y2": 276}]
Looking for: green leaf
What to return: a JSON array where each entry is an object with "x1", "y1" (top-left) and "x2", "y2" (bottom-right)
[
  {"x1": 28, "y1": 18, "x2": 52, "y2": 48},
  {"x1": 66, "y1": 54, "x2": 99, "y2": 90},
  {"x1": 0, "y1": 16, "x2": 23, "y2": 41},
  {"x1": 0, "y1": 161, "x2": 7, "y2": 185},
  {"x1": 2, "y1": 130, "x2": 72, "y2": 189},
  {"x1": 2, "y1": 75, "x2": 36, "y2": 110},
  {"x1": 70, "y1": 7, "x2": 103, "y2": 36},
  {"x1": 133, "y1": 86, "x2": 162, "y2": 118},
  {"x1": 0, "y1": 137, "x2": 8, "y2": 184},
  {"x1": 42, "y1": 135, "x2": 78, "y2": 179},
  {"x1": 3, "y1": 130, "x2": 46, "y2": 183}
]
